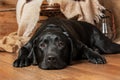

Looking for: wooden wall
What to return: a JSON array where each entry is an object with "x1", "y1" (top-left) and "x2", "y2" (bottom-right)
[
  {"x1": 0, "y1": 11, "x2": 17, "y2": 37},
  {"x1": 0, "y1": 0, "x2": 17, "y2": 37},
  {"x1": 0, "y1": 0, "x2": 17, "y2": 7}
]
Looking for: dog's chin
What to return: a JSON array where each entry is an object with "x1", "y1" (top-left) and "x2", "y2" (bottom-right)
[{"x1": 39, "y1": 63, "x2": 67, "y2": 70}]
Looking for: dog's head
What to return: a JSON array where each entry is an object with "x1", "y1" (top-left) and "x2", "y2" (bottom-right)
[{"x1": 34, "y1": 30, "x2": 72, "y2": 70}]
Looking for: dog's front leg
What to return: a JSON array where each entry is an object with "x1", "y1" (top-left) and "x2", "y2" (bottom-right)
[
  {"x1": 83, "y1": 46, "x2": 107, "y2": 64},
  {"x1": 13, "y1": 44, "x2": 33, "y2": 67},
  {"x1": 77, "y1": 41, "x2": 107, "y2": 64}
]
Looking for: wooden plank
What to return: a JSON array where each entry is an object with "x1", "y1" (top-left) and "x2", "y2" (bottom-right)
[
  {"x1": 0, "y1": 52, "x2": 120, "y2": 80},
  {"x1": 0, "y1": 0, "x2": 17, "y2": 6},
  {"x1": 0, "y1": 6, "x2": 17, "y2": 37}
]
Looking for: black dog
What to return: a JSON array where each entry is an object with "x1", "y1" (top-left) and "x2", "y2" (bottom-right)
[{"x1": 13, "y1": 17, "x2": 120, "y2": 70}]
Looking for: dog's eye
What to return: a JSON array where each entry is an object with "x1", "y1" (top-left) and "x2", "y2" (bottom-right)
[
  {"x1": 39, "y1": 43, "x2": 46, "y2": 48},
  {"x1": 57, "y1": 41, "x2": 64, "y2": 47}
]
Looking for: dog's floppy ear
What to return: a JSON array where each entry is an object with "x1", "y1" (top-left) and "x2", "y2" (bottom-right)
[
  {"x1": 27, "y1": 47, "x2": 38, "y2": 65},
  {"x1": 27, "y1": 37, "x2": 39, "y2": 65},
  {"x1": 58, "y1": 19, "x2": 84, "y2": 64},
  {"x1": 26, "y1": 21, "x2": 49, "y2": 65},
  {"x1": 63, "y1": 32, "x2": 81, "y2": 65},
  {"x1": 68, "y1": 37, "x2": 77, "y2": 65}
]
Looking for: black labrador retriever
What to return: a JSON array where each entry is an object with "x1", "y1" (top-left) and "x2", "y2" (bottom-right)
[{"x1": 13, "y1": 17, "x2": 120, "y2": 70}]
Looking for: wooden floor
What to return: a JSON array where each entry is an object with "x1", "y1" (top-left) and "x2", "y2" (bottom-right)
[
  {"x1": 0, "y1": 52, "x2": 120, "y2": 80},
  {"x1": 0, "y1": 1, "x2": 120, "y2": 80}
]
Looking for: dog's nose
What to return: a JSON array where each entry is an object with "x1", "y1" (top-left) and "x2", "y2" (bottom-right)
[{"x1": 47, "y1": 56, "x2": 56, "y2": 63}]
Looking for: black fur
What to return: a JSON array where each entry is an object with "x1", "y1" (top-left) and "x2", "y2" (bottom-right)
[
  {"x1": 26, "y1": 0, "x2": 32, "y2": 3},
  {"x1": 13, "y1": 17, "x2": 120, "y2": 69}
]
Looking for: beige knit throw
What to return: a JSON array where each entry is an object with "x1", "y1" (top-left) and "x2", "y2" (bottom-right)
[{"x1": 0, "y1": 0, "x2": 105, "y2": 52}]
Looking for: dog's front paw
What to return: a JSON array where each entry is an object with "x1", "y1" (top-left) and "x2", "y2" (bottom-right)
[
  {"x1": 13, "y1": 57, "x2": 32, "y2": 67},
  {"x1": 88, "y1": 54, "x2": 107, "y2": 64}
]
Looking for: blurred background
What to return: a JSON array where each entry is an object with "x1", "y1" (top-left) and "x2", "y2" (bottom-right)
[{"x1": 0, "y1": 0, "x2": 120, "y2": 41}]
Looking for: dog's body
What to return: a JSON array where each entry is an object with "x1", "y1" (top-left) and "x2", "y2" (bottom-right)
[{"x1": 13, "y1": 17, "x2": 120, "y2": 69}]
